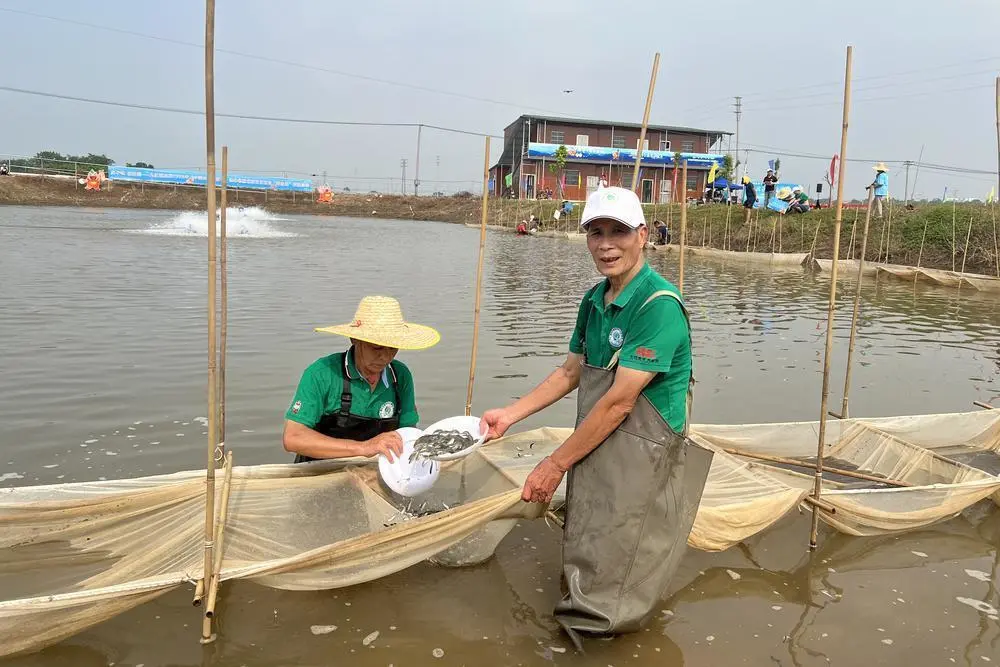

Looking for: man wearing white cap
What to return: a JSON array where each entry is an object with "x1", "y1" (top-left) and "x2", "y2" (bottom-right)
[
  {"x1": 480, "y1": 187, "x2": 712, "y2": 647},
  {"x1": 282, "y1": 296, "x2": 440, "y2": 463}
]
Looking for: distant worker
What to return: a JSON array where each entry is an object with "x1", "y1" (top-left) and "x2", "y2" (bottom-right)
[
  {"x1": 763, "y1": 169, "x2": 779, "y2": 207},
  {"x1": 653, "y1": 219, "x2": 670, "y2": 245},
  {"x1": 869, "y1": 162, "x2": 889, "y2": 219},
  {"x1": 742, "y1": 175, "x2": 757, "y2": 223},
  {"x1": 0, "y1": 162, "x2": 8, "y2": 176},
  {"x1": 787, "y1": 187, "x2": 811, "y2": 214},
  {"x1": 282, "y1": 296, "x2": 439, "y2": 463}
]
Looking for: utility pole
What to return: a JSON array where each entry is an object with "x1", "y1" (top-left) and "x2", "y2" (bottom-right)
[
  {"x1": 733, "y1": 96, "x2": 742, "y2": 178},
  {"x1": 436, "y1": 155, "x2": 440, "y2": 192},
  {"x1": 903, "y1": 160, "x2": 911, "y2": 207},
  {"x1": 400, "y1": 158, "x2": 407, "y2": 195},
  {"x1": 413, "y1": 125, "x2": 422, "y2": 197}
]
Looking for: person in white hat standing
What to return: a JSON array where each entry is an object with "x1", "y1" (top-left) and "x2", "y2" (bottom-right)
[
  {"x1": 479, "y1": 186, "x2": 713, "y2": 647},
  {"x1": 282, "y1": 296, "x2": 440, "y2": 463}
]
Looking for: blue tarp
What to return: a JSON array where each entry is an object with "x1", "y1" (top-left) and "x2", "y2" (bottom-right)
[{"x1": 109, "y1": 166, "x2": 314, "y2": 193}]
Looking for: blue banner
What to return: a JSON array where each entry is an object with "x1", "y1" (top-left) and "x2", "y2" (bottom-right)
[
  {"x1": 108, "y1": 166, "x2": 314, "y2": 193},
  {"x1": 527, "y1": 142, "x2": 724, "y2": 169}
]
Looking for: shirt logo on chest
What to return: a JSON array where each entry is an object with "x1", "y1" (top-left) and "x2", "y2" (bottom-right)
[
  {"x1": 608, "y1": 327, "x2": 624, "y2": 349},
  {"x1": 379, "y1": 401, "x2": 395, "y2": 419}
]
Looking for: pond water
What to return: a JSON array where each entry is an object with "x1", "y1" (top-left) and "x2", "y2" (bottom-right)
[{"x1": 1, "y1": 205, "x2": 998, "y2": 666}]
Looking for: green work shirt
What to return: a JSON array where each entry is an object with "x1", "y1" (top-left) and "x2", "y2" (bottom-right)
[
  {"x1": 284, "y1": 350, "x2": 419, "y2": 429},
  {"x1": 569, "y1": 263, "x2": 691, "y2": 433}
]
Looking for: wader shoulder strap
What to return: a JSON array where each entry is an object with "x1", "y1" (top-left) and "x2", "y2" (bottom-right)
[{"x1": 339, "y1": 351, "x2": 354, "y2": 414}]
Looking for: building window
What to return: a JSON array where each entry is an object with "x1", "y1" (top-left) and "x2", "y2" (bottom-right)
[
  {"x1": 564, "y1": 170, "x2": 581, "y2": 186},
  {"x1": 550, "y1": 130, "x2": 565, "y2": 144},
  {"x1": 659, "y1": 139, "x2": 671, "y2": 151},
  {"x1": 621, "y1": 172, "x2": 633, "y2": 188},
  {"x1": 686, "y1": 175, "x2": 698, "y2": 191},
  {"x1": 576, "y1": 134, "x2": 589, "y2": 146},
  {"x1": 612, "y1": 136, "x2": 626, "y2": 148},
  {"x1": 681, "y1": 140, "x2": 695, "y2": 152}
]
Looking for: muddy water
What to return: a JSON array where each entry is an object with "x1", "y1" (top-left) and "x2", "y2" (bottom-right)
[{"x1": 1, "y1": 205, "x2": 999, "y2": 666}]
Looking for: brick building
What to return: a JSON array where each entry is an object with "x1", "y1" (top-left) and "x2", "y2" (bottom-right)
[{"x1": 489, "y1": 114, "x2": 730, "y2": 203}]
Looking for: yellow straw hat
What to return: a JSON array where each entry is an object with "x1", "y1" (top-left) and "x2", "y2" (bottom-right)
[
  {"x1": 314, "y1": 296, "x2": 440, "y2": 350},
  {"x1": 873, "y1": 162, "x2": 888, "y2": 172}
]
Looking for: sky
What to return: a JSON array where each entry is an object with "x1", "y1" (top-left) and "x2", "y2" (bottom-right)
[{"x1": 1, "y1": 0, "x2": 998, "y2": 199}]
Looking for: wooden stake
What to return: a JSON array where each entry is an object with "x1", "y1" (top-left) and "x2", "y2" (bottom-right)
[
  {"x1": 724, "y1": 447, "x2": 912, "y2": 488},
  {"x1": 632, "y1": 53, "x2": 661, "y2": 192},
  {"x1": 205, "y1": 451, "x2": 234, "y2": 619},
  {"x1": 960, "y1": 214, "x2": 973, "y2": 274},
  {"x1": 839, "y1": 187, "x2": 874, "y2": 420},
  {"x1": 200, "y1": 0, "x2": 218, "y2": 645},
  {"x1": 810, "y1": 44, "x2": 853, "y2": 551},
  {"x1": 218, "y1": 146, "x2": 228, "y2": 454},
  {"x1": 974, "y1": 400, "x2": 997, "y2": 410},
  {"x1": 465, "y1": 136, "x2": 490, "y2": 416},
  {"x1": 679, "y1": 160, "x2": 687, "y2": 294}
]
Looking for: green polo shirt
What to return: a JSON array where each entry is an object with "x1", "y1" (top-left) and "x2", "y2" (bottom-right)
[
  {"x1": 284, "y1": 350, "x2": 419, "y2": 429},
  {"x1": 569, "y1": 263, "x2": 691, "y2": 433}
]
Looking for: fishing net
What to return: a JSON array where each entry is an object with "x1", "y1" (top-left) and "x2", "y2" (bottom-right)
[
  {"x1": 814, "y1": 259, "x2": 1000, "y2": 293},
  {"x1": 0, "y1": 446, "x2": 537, "y2": 658},
  {"x1": 2, "y1": 411, "x2": 999, "y2": 657}
]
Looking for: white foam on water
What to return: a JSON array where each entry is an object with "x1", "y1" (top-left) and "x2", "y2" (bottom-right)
[
  {"x1": 84, "y1": 439, "x2": 98, "y2": 444},
  {"x1": 310, "y1": 625, "x2": 337, "y2": 635},
  {"x1": 911, "y1": 550, "x2": 928, "y2": 557},
  {"x1": 957, "y1": 597, "x2": 999, "y2": 615},
  {"x1": 362, "y1": 631, "x2": 379, "y2": 646},
  {"x1": 132, "y1": 206, "x2": 297, "y2": 238},
  {"x1": 965, "y1": 569, "x2": 991, "y2": 582},
  {"x1": 0, "y1": 472, "x2": 25, "y2": 481}
]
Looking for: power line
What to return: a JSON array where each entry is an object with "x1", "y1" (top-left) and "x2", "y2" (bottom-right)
[
  {"x1": 0, "y1": 85, "x2": 503, "y2": 138},
  {"x1": 0, "y1": 6, "x2": 582, "y2": 119}
]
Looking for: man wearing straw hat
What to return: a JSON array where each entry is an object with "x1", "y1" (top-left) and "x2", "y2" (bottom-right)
[
  {"x1": 282, "y1": 296, "x2": 440, "y2": 463},
  {"x1": 869, "y1": 162, "x2": 889, "y2": 219},
  {"x1": 480, "y1": 186, "x2": 713, "y2": 648}
]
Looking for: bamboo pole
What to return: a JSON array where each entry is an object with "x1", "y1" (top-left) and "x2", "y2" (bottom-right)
[
  {"x1": 465, "y1": 136, "x2": 490, "y2": 417},
  {"x1": 916, "y1": 218, "x2": 929, "y2": 269},
  {"x1": 724, "y1": 200, "x2": 732, "y2": 251},
  {"x1": 974, "y1": 400, "x2": 996, "y2": 410},
  {"x1": 218, "y1": 146, "x2": 228, "y2": 454},
  {"x1": 810, "y1": 44, "x2": 853, "y2": 551},
  {"x1": 992, "y1": 203, "x2": 999, "y2": 277},
  {"x1": 200, "y1": 0, "x2": 219, "y2": 645},
  {"x1": 724, "y1": 447, "x2": 912, "y2": 488},
  {"x1": 884, "y1": 196, "x2": 893, "y2": 264},
  {"x1": 951, "y1": 200, "x2": 957, "y2": 271},
  {"x1": 679, "y1": 160, "x2": 687, "y2": 294},
  {"x1": 960, "y1": 214, "x2": 973, "y2": 274},
  {"x1": 846, "y1": 209, "x2": 858, "y2": 260},
  {"x1": 632, "y1": 53, "x2": 661, "y2": 192},
  {"x1": 205, "y1": 450, "x2": 234, "y2": 619},
  {"x1": 995, "y1": 76, "x2": 999, "y2": 200},
  {"x1": 836, "y1": 187, "x2": 874, "y2": 420}
]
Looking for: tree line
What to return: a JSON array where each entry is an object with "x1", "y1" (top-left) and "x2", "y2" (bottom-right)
[{"x1": 4, "y1": 151, "x2": 154, "y2": 175}]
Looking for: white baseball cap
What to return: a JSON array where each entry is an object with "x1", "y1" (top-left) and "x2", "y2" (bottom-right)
[{"x1": 580, "y1": 186, "x2": 646, "y2": 230}]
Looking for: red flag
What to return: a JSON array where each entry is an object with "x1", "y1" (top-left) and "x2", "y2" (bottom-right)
[{"x1": 828, "y1": 155, "x2": 839, "y2": 185}]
